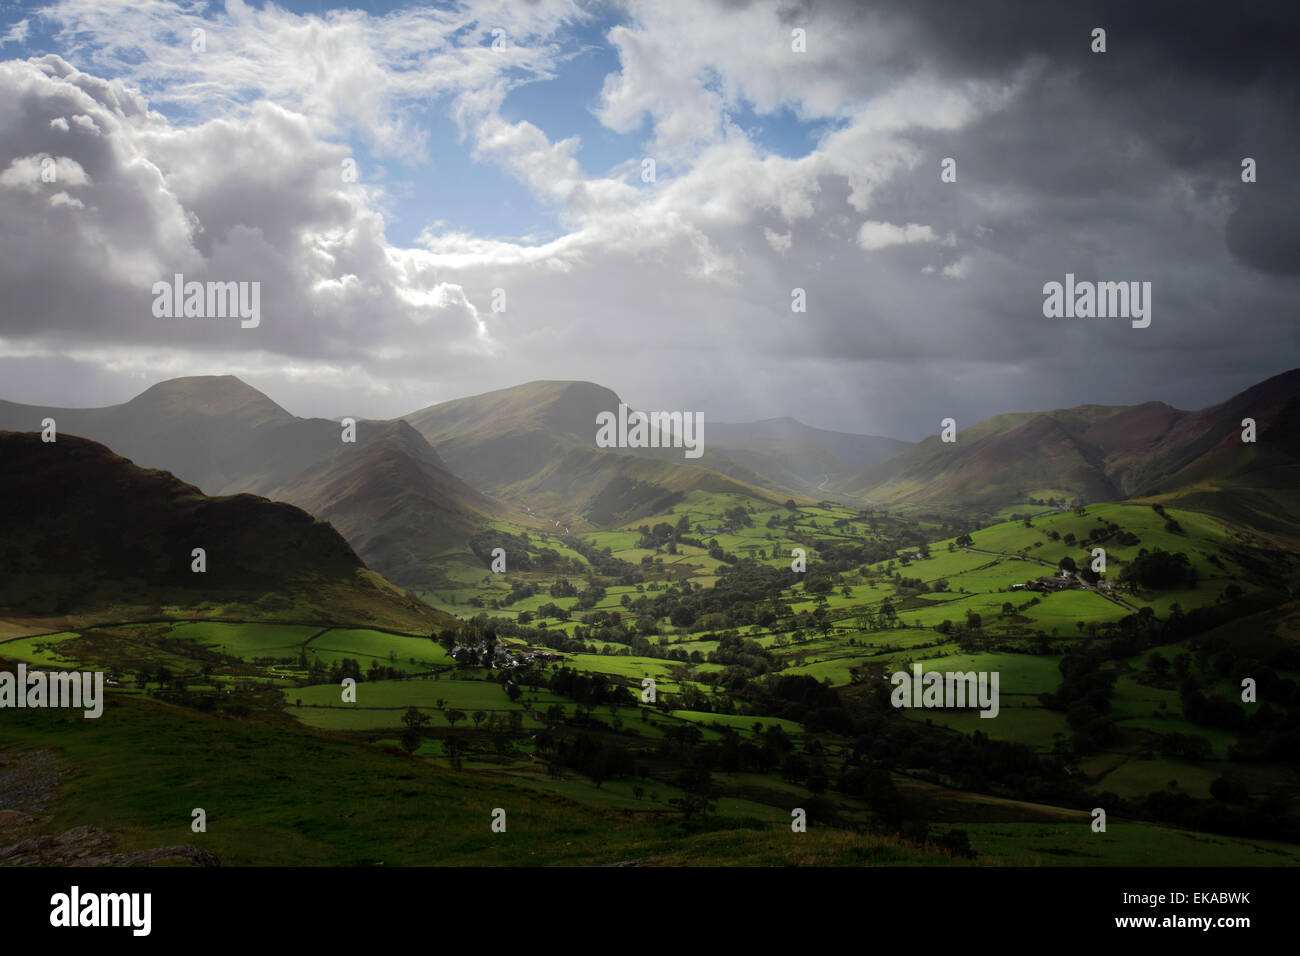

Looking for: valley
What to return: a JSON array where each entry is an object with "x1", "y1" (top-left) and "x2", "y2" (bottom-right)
[{"x1": 2, "y1": 372, "x2": 1299, "y2": 867}]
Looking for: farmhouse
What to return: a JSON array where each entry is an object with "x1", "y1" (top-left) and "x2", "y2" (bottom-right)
[
  {"x1": 1014, "y1": 573, "x2": 1079, "y2": 593},
  {"x1": 454, "y1": 640, "x2": 565, "y2": 668}
]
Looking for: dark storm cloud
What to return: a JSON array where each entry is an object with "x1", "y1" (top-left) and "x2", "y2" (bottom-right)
[
  {"x1": 776, "y1": 0, "x2": 1300, "y2": 277},
  {"x1": 1226, "y1": 183, "x2": 1300, "y2": 276},
  {"x1": 868, "y1": 0, "x2": 1300, "y2": 85}
]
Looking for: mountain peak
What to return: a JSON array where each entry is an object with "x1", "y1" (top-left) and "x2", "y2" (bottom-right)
[{"x1": 129, "y1": 375, "x2": 291, "y2": 423}]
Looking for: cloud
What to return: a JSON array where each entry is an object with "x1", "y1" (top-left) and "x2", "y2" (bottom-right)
[
  {"x1": 857, "y1": 220, "x2": 939, "y2": 252},
  {"x1": 0, "y1": 0, "x2": 1294, "y2": 440},
  {"x1": 0, "y1": 55, "x2": 493, "y2": 369},
  {"x1": 941, "y1": 255, "x2": 972, "y2": 280},
  {"x1": 764, "y1": 227, "x2": 792, "y2": 253}
]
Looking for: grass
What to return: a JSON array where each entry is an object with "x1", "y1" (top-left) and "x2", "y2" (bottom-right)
[{"x1": 4, "y1": 494, "x2": 1291, "y2": 868}]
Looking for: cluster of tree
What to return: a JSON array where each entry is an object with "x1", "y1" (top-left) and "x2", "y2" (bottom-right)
[
  {"x1": 1039, "y1": 645, "x2": 1120, "y2": 753},
  {"x1": 1148, "y1": 503, "x2": 1184, "y2": 534},
  {"x1": 723, "y1": 505, "x2": 753, "y2": 528},
  {"x1": 304, "y1": 656, "x2": 403, "y2": 686},
  {"x1": 1179, "y1": 682, "x2": 1246, "y2": 732},
  {"x1": 151, "y1": 680, "x2": 275, "y2": 718},
  {"x1": 498, "y1": 582, "x2": 538, "y2": 606},
  {"x1": 738, "y1": 674, "x2": 851, "y2": 732},
  {"x1": 1105, "y1": 785, "x2": 1299, "y2": 844},
  {"x1": 564, "y1": 537, "x2": 642, "y2": 581},
  {"x1": 893, "y1": 574, "x2": 946, "y2": 593},
  {"x1": 547, "y1": 667, "x2": 635, "y2": 709},
  {"x1": 536, "y1": 730, "x2": 637, "y2": 788},
  {"x1": 1085, "y1": 519, "x2": 1140, "y2": 548},
  {"x1": 814, "y1": 540, "x2": 898, "y2": 570},
  {"x1": 838, "y1": 684, "x2": 1083, "y2": 809},
  {"x1": 1120, "y1": 548, "x2": 1198, "y2": 590},
  {"x1": 533, "y1": 602, "x2": 571, "y2": 621},
  {"x1": 469, "y1": 529, "x2": 580, "y2": 573},
  {"x1": 636, "y1": 520, "x2": 703, "y2": 551},
  {"x1": 443, "y1": 615, "x2": 586, "y2": 656},
  {"x1": 706, "y1": 632, "x2": 777, "y2": 682},
  {"x1": 580, "y1": 608, "x2": 622, "y2": 628},
  {"x1": 619, "y1": 560, "x2": 797, "y2": 631},
  {"x1": 574, "y1": 583, "x2": 607, "y2": 610}
]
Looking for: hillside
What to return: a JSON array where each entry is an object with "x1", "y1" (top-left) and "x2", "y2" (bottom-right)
[
  {"x1": 0, "y1": 376, "x2": 531, "y2": 590},
  {"x1": 269, "y1": 419, "x2": 513, "y2": 588},
  {"x1": 0, "y1": 431, "x2": 447, "y2": 631},
  {"x1": 403, "y1": 380, "x2": 801, "y2": 525},
  {"x1": 0, "y1": 375, "x2": 343, "y2": 497},
  {"x1": 847, "y1": 369, "x2": 1300, "y2": 523}
]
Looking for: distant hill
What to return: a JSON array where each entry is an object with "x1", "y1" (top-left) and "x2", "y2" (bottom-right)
[
  {"x1": 0, "y1": 432, "x2": 447, "y2": 630},
  {"x1": 271, "y1": 419, "x2": 511, "y2": 588},
  {"x1": 402, "y1": 380, "x2": 801, "y2": 524},
  {"x1": 703, "y1": 417, "x2": 911, "y2": 496},
  {"x1": 0, "y1": 375, "x2": 344, "y2": 497},
  {"x1": 846, "y1": 369, "x2": 1300, "y2": 531},
  {"x1": 0, "y1": 376, "x2": 523, "y2": 590},
  {"x1": 6, "y1": 369, "x2": 1296, "y2": 586}
]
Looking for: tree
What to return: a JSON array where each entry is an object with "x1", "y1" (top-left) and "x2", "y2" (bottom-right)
[
  {"x1": 445, "y1": 708, "x2": 467, "y2": 729},
  {"x1": 879, "y1": 599, "x2": 897, "y2": 628},
  {"x1": 669, "y1": 768, "x2": 717, "y2": 821},
  {"x1": 442, "y1": 737, "x2": 463, "y2": 769},
  {"x1": 472, "y1": 710, "x2": 487, "y2": 729},
  {"x1": 400, "y1": 706, "x2": 429, "y2": 752},
  {"x1": 1210, "y1": 776, "x2": 1249, "y2": 804},
  {"x1": 1120, "y1": 548, "x2": 1197, "y2": 590}
]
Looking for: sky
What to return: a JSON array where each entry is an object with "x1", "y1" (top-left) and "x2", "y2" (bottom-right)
[{"x1": 0, "y1": 0, "x2": 1296, "y2": 441}]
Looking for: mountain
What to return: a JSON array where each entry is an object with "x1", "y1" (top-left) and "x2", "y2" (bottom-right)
[
  {"x1": 845, "y1": 369, "x2": 1300, "y2": 527},
  {"x1": 403, "y1": 380, "x2": 800, "y2": 524},
  {"x1": 270, "y1": 419, "x2": 512, "y2": 588},
  {"x1": 1132, "y1": 372, "x2": 1300, "y2": 537},
  {"x1": 703, "y1": 417, "x2": 911, "y2": 496},
  {"x1": 0, "y1": 376, "x2": 523, "y2": 589},
  {"x1": 0, "y1": 431, "x2": 447, "y2": 630},
  {"x1": 0, "y1": 375, "x2": 343, "y2": 497}
]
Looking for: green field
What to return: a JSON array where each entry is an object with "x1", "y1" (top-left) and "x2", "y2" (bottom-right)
[{"x1": 4, "y1": 494, "x2": 1294, "y2": 868}]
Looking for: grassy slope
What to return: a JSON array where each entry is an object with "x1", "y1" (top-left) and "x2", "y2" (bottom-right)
[{"x1": 0, "y1": 693, "x2": 953, "y2": 867}]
